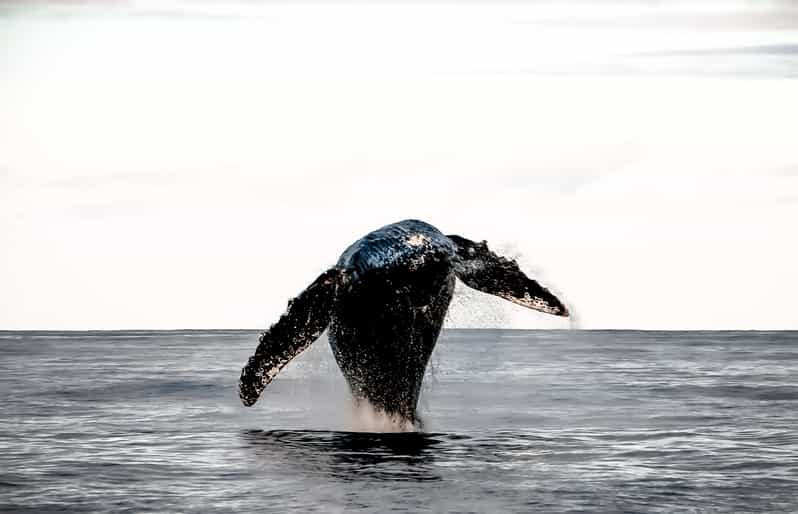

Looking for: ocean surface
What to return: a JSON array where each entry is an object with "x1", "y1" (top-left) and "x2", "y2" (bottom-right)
[{"x1": 1, "y1": 329, "x2": 797, "y2": 513}]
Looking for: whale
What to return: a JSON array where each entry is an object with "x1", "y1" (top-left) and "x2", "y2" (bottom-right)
[{"x1": 239, "y1": 219, "x2": 568, "y2": 427}]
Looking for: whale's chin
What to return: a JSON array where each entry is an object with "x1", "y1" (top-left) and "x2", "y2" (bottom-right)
[{"x1": 348, "y1": 398, "x2": 420, "y2": 433}]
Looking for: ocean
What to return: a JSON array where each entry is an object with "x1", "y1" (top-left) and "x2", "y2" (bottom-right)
[{"x1": 1, "y1": 329, "x2": 796, "y2": 513}]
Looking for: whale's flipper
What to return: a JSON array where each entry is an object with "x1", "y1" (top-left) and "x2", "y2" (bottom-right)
[
  {"x1": 448, "y1": 235, "x2": 569, "y2": 317},
  {"x1": 239, "y1": 268, "x2": 344, "y2": 406}
]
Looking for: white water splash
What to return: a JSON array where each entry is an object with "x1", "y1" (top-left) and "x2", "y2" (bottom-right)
[
  {"x1": 445, "y1": 280, "x2": 511, "y2": 328},
  {"x1": 346, "y1": 399, "x2": 417, "y2": 433}
]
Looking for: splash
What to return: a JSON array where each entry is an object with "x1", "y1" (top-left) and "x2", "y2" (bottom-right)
[
  {"x1": 346, "y1": 399, "x2": 417, "y2": 433},
  {"x1": 567, "y1": 307, "x2": 582, "y2": 330},
  {"x1": 445, "y1": 280, "x2": 510, "y2": 328}
]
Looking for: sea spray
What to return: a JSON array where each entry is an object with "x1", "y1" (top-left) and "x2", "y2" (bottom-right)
[{"x1": 347, "y1": 399, "x2": 417, "y2": 433}]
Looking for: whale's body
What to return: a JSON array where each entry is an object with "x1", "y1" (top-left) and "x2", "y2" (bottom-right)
[
  {"x1": 239, "y1": 220, "x2": 568, "y2": 427},
  {"x1": 330, "y1": 220, "x2": 457, "y2": 424}
]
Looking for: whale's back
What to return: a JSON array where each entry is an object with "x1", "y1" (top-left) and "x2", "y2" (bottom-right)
[{"x1": 336, "y1": 219, "x2": 456, "y2": 278}]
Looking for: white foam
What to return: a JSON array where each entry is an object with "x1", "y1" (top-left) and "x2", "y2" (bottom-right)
[{"x1": 346, "y1": 399, "x2": 417, "y2": 433}]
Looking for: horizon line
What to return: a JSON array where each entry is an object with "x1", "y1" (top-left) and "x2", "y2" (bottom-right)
[{"x1": 1, "y1": 328, "x2": 796, "y2": 333}]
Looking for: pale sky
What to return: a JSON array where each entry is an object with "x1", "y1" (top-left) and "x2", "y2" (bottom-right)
[{"x1": 1, "y1": 1, "x2": 797, "y2": 330}]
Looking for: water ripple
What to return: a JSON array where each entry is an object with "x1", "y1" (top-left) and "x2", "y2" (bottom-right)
[{"x1": 1, "y1": 330, "x2": 797, "y2": 512}]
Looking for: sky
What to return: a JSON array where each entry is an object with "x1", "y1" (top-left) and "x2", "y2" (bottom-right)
[{"x1": 1, "y1": 1, "x2": 797, "y2": 330}]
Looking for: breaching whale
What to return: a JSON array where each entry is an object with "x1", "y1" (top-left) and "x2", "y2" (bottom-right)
[{"x1": 239, "y1": 219, "x2": 568, "y2": 427}]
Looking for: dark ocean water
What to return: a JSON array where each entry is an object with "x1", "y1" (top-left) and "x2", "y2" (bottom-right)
[{"x1": 1, "y1": 330, "x2": 797, "y2": 513}]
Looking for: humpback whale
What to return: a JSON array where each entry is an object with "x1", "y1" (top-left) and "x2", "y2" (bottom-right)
[{"x1": 239, "y1": 219, "x2": 568, "y2": 427}]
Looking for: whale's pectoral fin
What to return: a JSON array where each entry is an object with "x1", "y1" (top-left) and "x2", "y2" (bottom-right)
[
  {"x1": 448, "y1": 235, "x2": 569, "y2": 317},
  {"x1": 239, "y1": 268, "x2": 344, "y2": 406}
]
